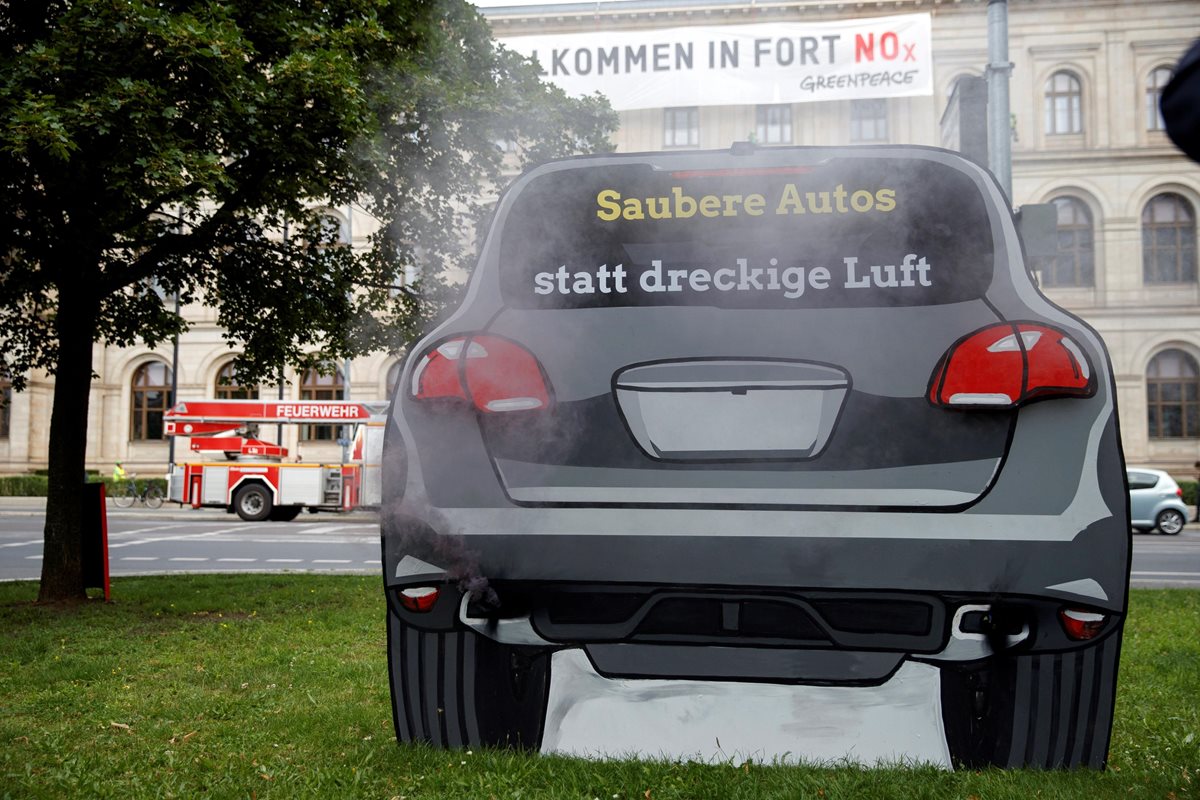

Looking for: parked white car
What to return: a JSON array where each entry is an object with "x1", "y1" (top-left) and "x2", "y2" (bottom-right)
[{"x1": 1127, "y1": 467, "x2": 1188, "y2": 535}]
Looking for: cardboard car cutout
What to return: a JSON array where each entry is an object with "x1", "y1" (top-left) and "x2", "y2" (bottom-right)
[{"x1": 380, "y1": 145, "x2": 1129, "y2": 769}]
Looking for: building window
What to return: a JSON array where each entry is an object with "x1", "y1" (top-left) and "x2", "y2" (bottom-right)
[
  {"x1": 0, "y1": 372, "x2": 10, "y2": 439},
  {"x1": 130, "y1": 361, "x2": 173, "y2": 441},
  {"x1": 319, "y1": 212, "x2": 350, "y2": 246},
  {"x1": 1042, "y1": 197, "x2": 1094, "y2": 287},
  {"x1": 300, "y1": 366, "x2": 344, "y2": 441},
  {"x1": 1146, "y1": 66, "x2": 1172, "y2": 132},
  {"x1": 1142, "y1": 193, "x2": 1197, "y2": 283},
  {"x1": 756, "y1": 105, "x2": 792, "y2": 144},
  {"x1": 850, "y1": 99, "x2": 888, "y2": 143},
  {"x1": 1147, "y1": 349, "x2": 1200, "y2": 438},
  {"x1": 215, "y1": 361, "x2": 259, "y2": 400},
  {"x1": 663, "y1": 107, "x2": 699, "y2": 148},
  {"x1": 1044, "y1": 71, "x2": 1083, "y2": 135},
  {"x1": 385, "y1": 361, "x2": 403, "y2": 401}
]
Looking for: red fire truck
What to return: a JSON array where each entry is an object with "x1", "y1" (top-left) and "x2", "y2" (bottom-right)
[{"x1": 164, "y1": 399, "x2": 388, "y2": 521}]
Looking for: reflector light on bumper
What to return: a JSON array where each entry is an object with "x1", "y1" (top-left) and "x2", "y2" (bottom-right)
[
  {"x1": 398, "y1": 586, "x2": 439, "y2": 613},
  {"x1": 929, "y1": 323, "x2": 1094, "y2": 409},
  {"x1": 1059, "y1": 607, "x2": 1108, "y2": 640}
]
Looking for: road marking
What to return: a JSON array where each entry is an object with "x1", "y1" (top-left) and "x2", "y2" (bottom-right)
[
  {"x1": 1131, "y1": 570, "x2": 1200, "y2": 577},
  {"x1": 2, "y1": 540, "x2": 44, "y2": 549},
  {"x1": 107, "y1": 523, "x2": 190, "y2": 537},
  {"x1": 168, "y1": 557, "x2": 209, "y2": 562},
  {"x1": 110, "y1": 526, "x2": 251, "y2": 549},
  {"x1": 290, "y1": 523, "x2": 376, "y2": 531},
  {"x1": 1132, "y1": 578, "x2": 1200, "y2": 586},
  {"x1": 120, "y1": 557, "x2": 158, "y2": 561},
  {"x1": 312, "y1": 559, "x2": 351, "y2": 564},
  {"x1": 363, "y1": 560, "x2": 381, "y2": 565},
  {"x1": 266, "y1": 558, "x2": 303, "y2": 563},
  {"x1": 247, "y1": 537, "x2": 376, "y2": 545},
  {"x1": 217, "y1": 558, "x2": 257, "y2": 563},
  {"x1": 24, "y1": 555, "x2": 41, "y2": 560}
]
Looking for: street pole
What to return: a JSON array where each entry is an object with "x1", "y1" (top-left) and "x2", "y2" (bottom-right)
[
  {"x1": 278, "y1": 220, "x2": 288, "y2": 448},
  {"x1": 987, "y1": 0, "x2": 1013, "y2": 203},
  {"x1": 166, "y1": 292, "x2": 180, "y2": 470},
  {"x1": 340, "y1": 205, "x2": 353, "y2": 465}
]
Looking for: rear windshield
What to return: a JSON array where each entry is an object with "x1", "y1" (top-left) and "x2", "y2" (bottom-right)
[{"x1": 497, "y1": 155, "x2": 995, "y2": 310}]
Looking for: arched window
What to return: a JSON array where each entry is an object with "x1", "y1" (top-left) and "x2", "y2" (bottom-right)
[
  {"x1": 214, "y1": 360, "x2": 258, "y2": 400},
  {"x1": 300, "y1": 366, "x2": 344, "y2": 441},
  {"x1": 1142, "y1": 193, "x2": 1197, "y2": 283},
  {"x1": 320, "y1": 213, "x2": 350, "y2": 246},
  {"x1": 0, "y1": 372, "x2": 10, "y2": 439},
  {"x1": 1044, "y1": 71, "x2": 1083, "y2": 135},
  {"x1": 385, "y1": 361, "x2": 403, "y2": 401},
  {"x1": 1043, "y1": 196, "x2": 1094, "y2": 287},
  {"x1": 1146, "y1": 66, "x2": 1172, "y2": 132},
  {"x1": 131, "y1": 361, "x2": 173, "y2": 441},
  {"x1": 1147, "y1": 349, "x2": 1200, "y2": 438}
]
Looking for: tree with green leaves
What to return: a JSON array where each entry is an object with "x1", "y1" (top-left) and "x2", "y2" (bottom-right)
[{"x1": 0, "y1": 0, "x2": 616, "y2": 602}]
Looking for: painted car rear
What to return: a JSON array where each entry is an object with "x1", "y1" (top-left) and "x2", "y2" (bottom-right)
[{"x1": 381, "y1": 145, "x2": 1129, "y2": 768}]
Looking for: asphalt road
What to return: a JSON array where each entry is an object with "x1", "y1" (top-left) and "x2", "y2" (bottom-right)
[
  {"x1": 0, "y1": 509, "x2": 380, "y2": 582},
  {"x1": 2, "y1": 507, "x2": 1199, "y2": 587}
]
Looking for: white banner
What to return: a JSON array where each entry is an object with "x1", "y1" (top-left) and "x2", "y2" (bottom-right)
[{"x1": 499, "y1": 13, "x2": 933, "y2": 111}]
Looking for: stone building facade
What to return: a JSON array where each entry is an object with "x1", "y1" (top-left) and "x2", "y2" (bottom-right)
[{"x1": 2, "y1": 0, "x2": 1199, "y2": 477}]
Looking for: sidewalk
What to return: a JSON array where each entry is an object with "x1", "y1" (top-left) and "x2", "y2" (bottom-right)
[{"x1": 0, "y1": 496, "x2": 380, "y2": 523}]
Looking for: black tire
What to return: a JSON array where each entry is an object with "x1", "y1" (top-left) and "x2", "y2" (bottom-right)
[
  {"x1": 941, "y1": 629, "x2": 1121, "y2": 768},
  {"x1": 387, "y1": 613, "x2": 549, "y2": 749},
  {"x1": 233, "y1": 484, "x2": 273, "y2": 522},
  {"x1": 268, "y1": 505, "x2": 302, "y2": 522},
  {"x1": 1155, "y1": 508, "x2": 1185, "y2": 535},
  {"x1": 112, "y1": 484, "x2": 136, "y2": 509},
  {"x1": 143, "y1": 485, "x2": 164, "y2": 509}
]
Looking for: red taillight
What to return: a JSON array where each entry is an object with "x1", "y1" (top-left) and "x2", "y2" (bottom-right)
[
  {"x1": 1059, "y1": 607, "x2": 1108, "y2": 641},
  {"x1": 1177, "y1": 487, "x2": 1184, "y2": 498},
  {"x1": 928, "y1": 323, "x2": 1094, "y2": 409},
  {"x1": 411, "y1": 334, "x2": 551, "y2": 413},
  {"x1": 398, "y1": 586, "x2": 439, "y2": 613}
]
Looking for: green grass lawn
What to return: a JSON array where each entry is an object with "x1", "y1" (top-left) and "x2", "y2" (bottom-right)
[{"x1": 0, "y1": 576, "x2": 1196, "y2": 799}]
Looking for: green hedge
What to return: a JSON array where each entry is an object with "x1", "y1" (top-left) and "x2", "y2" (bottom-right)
[
  {"x1": 0, "y1": 475, "x2": 49, "y2": 496},
  {"x1": 1180, "y1": 480, "x2": 1197, "y2": 507},
  {"x1": 0, "y1": 475, "x2": 167, "y2": 497}
]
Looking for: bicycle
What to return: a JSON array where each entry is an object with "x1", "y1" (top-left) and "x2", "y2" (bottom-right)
[{"x1": 112, "y1": 473, "x2": 164, "y2": 509}]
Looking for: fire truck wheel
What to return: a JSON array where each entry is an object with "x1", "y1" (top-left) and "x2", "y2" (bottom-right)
[
  {"x1": 233, "y1": 484, "x2": 273, "y2": 522},
  {"x1": 269, "y1": 506, "x2": 302, "y2": 522}
]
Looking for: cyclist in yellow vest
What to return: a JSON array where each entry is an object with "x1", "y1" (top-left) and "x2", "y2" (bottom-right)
[{"x1": 112, "y1": 461, "x2": 126, "y2": 482}]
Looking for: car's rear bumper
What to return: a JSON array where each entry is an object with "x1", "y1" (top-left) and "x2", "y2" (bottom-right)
[{"x1": 382, "y1": 502, "x2": 1129, "y2": 611}]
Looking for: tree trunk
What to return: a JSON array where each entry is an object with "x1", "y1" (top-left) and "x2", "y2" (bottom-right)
[{"x1": 38, "y1": 283, "x2": 100, "y2": 603}]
